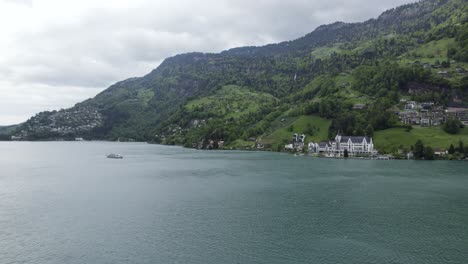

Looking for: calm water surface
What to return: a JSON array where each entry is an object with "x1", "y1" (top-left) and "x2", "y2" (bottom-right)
[{"x1": 0, "y1": 142, "x2": 467, "y2": 264}]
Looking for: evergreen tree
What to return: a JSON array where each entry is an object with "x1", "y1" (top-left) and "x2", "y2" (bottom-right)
[
  {"x1": 424, "y1": 146, "x2": 435, "y2": 160},
  {"x1": 414, "y1": 140, "x2": 425, "y2": 160},
  {"x1": 458, "y1": 140, "x2": 465, "y2": 154},
  {"x1": 444, "y1": 119, "x2": 462, "y2": 134},
  {"x1": 305, "y1": 123, "x2": 314, "y2": 136},
  {"x1": 366, "y1": 124, "x2": 374, "y2": 137},
  {"x1": 448, "y1": 144, "x2": 455, "y2": 154}
]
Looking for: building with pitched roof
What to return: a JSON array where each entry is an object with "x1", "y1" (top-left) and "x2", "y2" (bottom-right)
[{"x1": 309, "y1": 133, "x2": 377, "y2": 157}]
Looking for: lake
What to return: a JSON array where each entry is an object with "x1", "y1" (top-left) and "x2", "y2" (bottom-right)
[{"x1": 1, "y1": 142, "x2": 467, "y2": 264}]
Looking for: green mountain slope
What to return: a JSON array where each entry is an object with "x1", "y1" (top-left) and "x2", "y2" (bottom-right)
[{"x1": 13, "y1": 0, "x2": 468, "y2": 153}]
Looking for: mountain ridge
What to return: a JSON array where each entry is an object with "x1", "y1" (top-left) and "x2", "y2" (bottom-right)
[{"x1": 11, "y1": 0, "x2": 468, "y2": 154}]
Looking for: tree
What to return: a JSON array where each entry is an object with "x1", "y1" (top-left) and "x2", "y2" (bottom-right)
[
  {"x1": 441, "y1": 60, "x2": 450, "y2": 68},
  {"x1": 458, "y1": 140, "x2": 465, "y2": 154},
  {"x1": 444, "y1": 119, "x2": 462, "y2": 134},
  {"x1": 405, "y1": 125, "x2": 413, "y2": 132},
  {"x1": 414, "y1": 140, "x2": 425, "y2": 160},
  {"x1": 344, "y1": 149, "x2": 349, "y2": 158},
  {"x1": 305, "y1": 123, "x2": 314, "y2": 136},
  {"x1": 448, "y1": 144, "x2": 456, "y2": 154},
  {"x1": 355, "y1": 126, "x2": 364, "y2": 136},
  {"x1": 366, "y1": 124, "x2": 374, "y2": 137},
  {"x1": 424, "y1": 146, "x2": 435, "y2": 160}
]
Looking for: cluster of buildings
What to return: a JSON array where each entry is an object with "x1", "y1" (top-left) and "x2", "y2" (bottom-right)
[
  {"x1": 15, "y1": 107, "x2": 103, "y2": 139},
  {"x1": 285, "y1": 133, "x2": 307, "y2": 152},
  {"x1": 415, "y1": 61, "x2": 468, "y2": 78},
  {"x1": 398, "y1": 100, "x2": 468, "y2": 126},
  {"x1": 193, "y1": 139, "x2": 225, "y2": 150},
  {"x1": 435, "y1": 66, "x2": 468, "y2": 78},
  {"x1": 308, "y1": 134, "x2": 377, "y2": 157},
  {"x1": 446, "y1": 108, "x2": 468, "y2": 125},
  {"x1": 284, "y1": 132, "x2": 377, "y2": 157},
  {"x1": 399, "y1": 101, "x2": 445, "y2": 126}
]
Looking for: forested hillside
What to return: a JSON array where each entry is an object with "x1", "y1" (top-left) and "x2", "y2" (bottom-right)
[{"x1": 12, "y1": 0, "x2": 468, "y2": 154}]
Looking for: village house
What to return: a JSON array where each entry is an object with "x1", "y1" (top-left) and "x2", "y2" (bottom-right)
[
  {"x1": 399, "y1": 110, "x2": 421, "y2": 125},
  {"x1": 398, "y1": 102, "x2": 450, "y2": 127},
  {"x1": 285, "y1": 133, "x2": 306, "y2": 152},
  {"x1": 434, "y1": 148, "x2": 448, "y2": 157},
  {"x1": 405, "y1": 101, "x2": 417, "y2": 110},
  {"x1": 421, "y1": 102, "x2": 434, "y2": 110},
  {"x1": 421, "y1": 118, "x2": 431, "y2": 127},
  {"x1": 353, "y1": 104, "x2": 366, "y2": 110},
  {"x1": 437, "y1": 71, "x2": 451, "y2": 78},
  {"x1": 455, "y1": 66, "x2": 467, "y2": 75},
  {"x1": 446, "y1": 108, "x2": 468, "y2": 125}
]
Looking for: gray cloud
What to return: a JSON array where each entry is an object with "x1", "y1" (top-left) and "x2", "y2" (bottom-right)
[{"x1": 0, "y1": 0, "x2": 414, "y2": 125}]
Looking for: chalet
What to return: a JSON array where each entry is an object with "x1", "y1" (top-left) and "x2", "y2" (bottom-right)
[
  {"x1": 434, "y1": 148, "x2": 447, "y2": 157},
  {"x1": 405, "y1": 101, "x2": 417, "y2": 110},
  {"x1": 286, "y1": 133, "x2": 306, "y2": 152}
]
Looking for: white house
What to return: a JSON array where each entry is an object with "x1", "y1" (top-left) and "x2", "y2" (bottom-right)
[
  {"x1": 286, "y1": 133, "x2": 306, "y2": 152},
  {"x1": 285, "y1": 144, "x2": 294, "y2": 150}
]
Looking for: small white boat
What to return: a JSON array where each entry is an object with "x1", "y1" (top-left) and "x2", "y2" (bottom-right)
[{"x1": 107, "y1": 153, "x2": 123, "y2": 159}]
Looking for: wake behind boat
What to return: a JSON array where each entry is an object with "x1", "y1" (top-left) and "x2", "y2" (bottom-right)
[{"x1": 107, "y1": 153, "x2": 123, "y2": 159}]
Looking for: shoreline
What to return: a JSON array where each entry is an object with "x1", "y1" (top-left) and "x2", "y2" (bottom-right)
[{"x1": 2, "y1": 140, "x2": 466, "y2": 161}]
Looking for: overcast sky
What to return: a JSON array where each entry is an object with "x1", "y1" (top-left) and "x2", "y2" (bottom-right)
[{"x1": 0, "y1": 0, "x2": 414, "y2": 125}]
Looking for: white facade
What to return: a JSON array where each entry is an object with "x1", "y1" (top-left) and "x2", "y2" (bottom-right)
[{"x1": 309, "y1": 134, "x2": 376, "y2": 156}]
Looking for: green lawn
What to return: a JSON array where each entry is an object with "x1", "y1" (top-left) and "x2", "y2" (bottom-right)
[
  {"x1": 261, "y1": 115, "x2": 331, "y2": 146},
  {"x1": 408, "y1": 38, "x2": 455, "y2": 61},
  {"x1": 375, "y1": 126, "x2": 468, "y2": 153},
  {"x1": 185, "y1": 85, "x2": 277, "y2": 119},
  {"x1": 334, "y1": 73, "x2": 372, "y2": 105},
  {"x1": 310, "y1": 44, "x2": 343, "y2": 59},
  {"x1": 137, "y1": 90, "x2": 155, "y2": 106}
]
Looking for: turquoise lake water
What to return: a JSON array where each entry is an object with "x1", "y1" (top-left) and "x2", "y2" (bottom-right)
[{"x1": 0, "y1": 142, "x2": 467, "y2": 264}]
